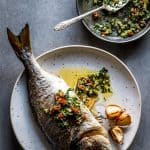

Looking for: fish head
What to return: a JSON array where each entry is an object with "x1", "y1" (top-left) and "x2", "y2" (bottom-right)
[
  {"x1": 78, "y1": 134, "x2": 111, "y2": 150},
  {"x1": 71, "y1": 127, "x2": 111, "y2": 150}
]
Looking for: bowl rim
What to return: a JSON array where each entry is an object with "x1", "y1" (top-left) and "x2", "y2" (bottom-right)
[{"x1": 76, "y1": 0, "x2": 150, "y2": 43}]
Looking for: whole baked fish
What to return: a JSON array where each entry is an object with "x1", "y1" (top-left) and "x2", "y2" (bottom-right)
[{"x1": 7, "y1": 24, "x2": 111, "y2": 150}]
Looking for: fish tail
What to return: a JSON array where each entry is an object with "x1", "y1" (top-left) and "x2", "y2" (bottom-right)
[{"x1": 7, "y1": 24, "x2": 32, "y2": 61}]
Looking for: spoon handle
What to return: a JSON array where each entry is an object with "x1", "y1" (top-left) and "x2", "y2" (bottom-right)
[{"x1": 54, "y1": 6, "x2": 104, "y2": 31}]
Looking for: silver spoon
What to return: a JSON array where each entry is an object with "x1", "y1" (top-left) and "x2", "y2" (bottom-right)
[{"x1": 54, "y1": 0, "x2": 129, "y2": 31}]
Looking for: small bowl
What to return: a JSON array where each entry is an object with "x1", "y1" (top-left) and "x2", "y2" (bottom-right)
[{"x1": 76, "y1": 0, "x2": 150, "y2": 43}]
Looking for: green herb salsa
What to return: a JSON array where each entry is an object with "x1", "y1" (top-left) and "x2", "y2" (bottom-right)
[
  {"x1": 46, "y1": 68, "x2": 112, "y2": 128},
  {"x1": 92, "y1": 0, "x2": 150, "y2": 38},
  {"x1": 75, "y1": 67, "x2": 112, "y2": 108},
  {"x1": 48, "y1": 89, "x2": 84, "y2": 128}
]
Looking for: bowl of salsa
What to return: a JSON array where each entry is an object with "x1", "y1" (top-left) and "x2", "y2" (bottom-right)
[{"x1": 76, "y1": 0, "x2": 150, "y2": 43}]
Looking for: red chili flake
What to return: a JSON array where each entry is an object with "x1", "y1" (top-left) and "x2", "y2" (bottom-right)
[
  {"x1": 57, "y1": 113, "x2": 64, "y2": 119},
  {"x1": 58, "y1": 98, "x2": 67, "y2": 106},
  {"x1": 72, "y1": 107, "x2": 79, "y2": 114}
]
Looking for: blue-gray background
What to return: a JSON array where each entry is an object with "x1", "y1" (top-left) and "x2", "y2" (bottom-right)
[{"x1": 0, "y1": 0, "x2": 149, "y2": 149}]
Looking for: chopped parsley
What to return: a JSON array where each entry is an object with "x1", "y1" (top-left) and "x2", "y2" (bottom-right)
[
  {"x1": 92, "y1": 0, "x2": 150, "y2": 38},
  {"x1": 48, "y1": 89, "x2": 84, "y2": 128},
  {"x1": 75, "y1": 67, "x2": 112, "y2": 107}
]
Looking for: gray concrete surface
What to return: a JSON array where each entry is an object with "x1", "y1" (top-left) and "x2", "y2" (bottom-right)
[{"x1": 0, "y1": 0, "x2": 150, "y2": 149}]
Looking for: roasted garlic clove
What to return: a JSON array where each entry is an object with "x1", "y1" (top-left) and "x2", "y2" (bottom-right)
[
  {"x1": 116, "y1": 111, "x2": 132, "y2": 126},
  {"x1": 109, "y1": 126, "x2": 124, "y2": 144},
  {"x1": 105, "y1": 105, "x2": 123, "y2": 119}
]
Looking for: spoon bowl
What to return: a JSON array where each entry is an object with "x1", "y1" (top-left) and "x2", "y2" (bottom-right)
[{"x1": 103, "y1": 0, "x2": 129, "y2": 12}]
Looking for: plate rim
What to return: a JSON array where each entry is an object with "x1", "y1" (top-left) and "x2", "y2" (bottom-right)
[
  {"x1": 10, "y1": 45, "x2": 142, "y2": 149},
  {"x1": 76, "y1": 0, "x2": 150, "y2": 43}
]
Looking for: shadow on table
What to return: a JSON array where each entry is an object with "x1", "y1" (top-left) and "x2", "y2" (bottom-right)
[
  {"x1": 78, "y1": 22, "x2": 147, "y2": 61},
  {"x1": 127, "y1": 113, "x2": 144, "y2": 150},
  {"x1": 90, "y1": 36, "x2": 143, "y2": 61}
]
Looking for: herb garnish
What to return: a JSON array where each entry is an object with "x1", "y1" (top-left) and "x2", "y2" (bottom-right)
[
  {"x1": 75, "y1": 67, "x2": 112, "y2": 107},
  {"x1": 49, "y1": 89, "x2": 84, "y2": 128},
  {"x1": 92, "y1": 0, "x2": 150, "y2": 38}
]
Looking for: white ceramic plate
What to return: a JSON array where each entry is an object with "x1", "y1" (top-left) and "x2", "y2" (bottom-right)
[{"x1": 10, "y1": 45, "x2": 141, "y2": 150}]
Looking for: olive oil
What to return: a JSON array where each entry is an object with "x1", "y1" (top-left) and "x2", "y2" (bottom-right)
[
  {"x1": 56, "y1": 67, "x2": 113, "y2": 116},
  {"x1": 56, "y1": 67, "x2": 112, "y2": 100},
  {"x1": 56, "y1": 68, "x2": 95, "y2": 88}
]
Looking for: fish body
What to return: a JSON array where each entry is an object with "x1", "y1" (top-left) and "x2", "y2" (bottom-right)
[{"x1": 7, "y1": 24, "x2": 111, "y2": 150}]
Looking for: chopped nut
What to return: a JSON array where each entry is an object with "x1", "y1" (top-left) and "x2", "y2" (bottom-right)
[
  {"x1": 59, "y1": 91, "x2": 64, "y2": 97},
  {"x1": 105, "y1": 105, "x2": 123, "y2": 119},
  {"x1": 109, "y1": 126, "x2": 124, "y2": 144}
]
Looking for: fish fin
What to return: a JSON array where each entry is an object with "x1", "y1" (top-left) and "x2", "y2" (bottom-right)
[{"x1": 7, "y1": 24, "x2": 32, "y2": 60}]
